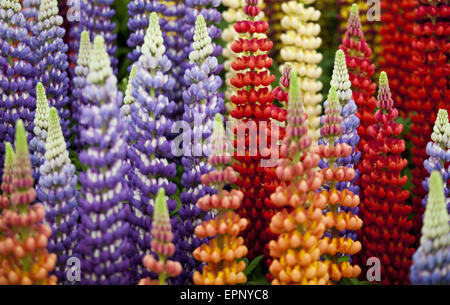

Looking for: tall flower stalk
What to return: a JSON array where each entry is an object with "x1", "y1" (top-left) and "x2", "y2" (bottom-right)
[
  {"x1": 127, "y1": 12, "x2": 178, "y2": 282},
  {"x1": 269, "y1": 71, "x2": 330, "y2": 285},
  {"x1": 0, "y1": 0, "x2": 37, "y2": 183},
  {"x1": 422, "y1": 109, "x2": 449, "y2": 214},
  {"x1": 359, "y1": 72, "x2": 415, "y2": 285},
  {"x1": 410, "y1": 171, "x2": 450, "y2": 285},
  {"x1": 72, "y1": 31, "x2": 92, "y2": 150},
  {"x1": 78, "y1": 36, "x2": 131, "y2": 284},
  {"x1": 319, "y1": 50, "x2": 361, "y2": 241},
  {"x1": 193, "y1": 114, "x2": 248, "y2": 285},
  {"x1": 230, "y1": 0, "x2": 285, "y2": 263},
  {"x1": 0, "y1": 120, "x2": 57, "y2": 285},
  {"x1": 317, "y1": 86, "x2": 363, "y2": 282},
  {"x1": 279, "y1": 0, "x2": 323, "y2": 143},
  {"x1": 339, "y1": 4, "x2": 377, "y2": 163},
  {"x1": 32, "y1": 0, "x2": 70, "y2": 139},
  {"x1": 175, "y1": 15, "x2": 224, "y2": 284},
  {"x1": 30, "y1": 83, "x2": 50, "y2": 181},
  {"x1": 38, "y1": 107, "x2": 79, "y2": 284},
  {"x1": 139, "y1": 188, "x2": 183, "y2": 285}
]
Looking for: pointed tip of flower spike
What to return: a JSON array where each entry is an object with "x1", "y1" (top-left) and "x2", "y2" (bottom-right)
[
  {"x1": 48, "y1": 107, "x2": 59, "y2": 129},
  {"x1": 195, "y1": 14, "x2": 206, "y2": 29},
  {"x1": 150, "y1": 11, "x2": 159, "y2": 25},
  {"x1": 36, "y1": 82, "x2": 49, "y2": 108},
  {"x1": 190, "y1": 13, "x2": 213, "y2": 63},
  {"x1": 154, "y1": 188, "x2": 169, "y2": 220},
  {"x1": 350, "y1": 3, "x2": 359, "y2": 16},
  {"x1": 335, "y1": 50, "x2": 346, "y2": 65},
  {"x1": 436, "y1": 109, "x2": 448, "y2": 124},
  {"x1": 14, "y1": 120, "x2": 29, "y2": 156},
  {"x1": 4, "y1": 142, "x2": 14, "y2": 166},
  {"x1": 212, "y1": 113, "x2": 225, "y2": 138},
  {"x1": 80, "y1": 30, "x2": 90, "y2": 43},
  {"x1": 379, "y1": 71, "x2": 388, "y2": 87},
  {"x1": 87, "y1": 35, "x2": 113, "y2": 84}
]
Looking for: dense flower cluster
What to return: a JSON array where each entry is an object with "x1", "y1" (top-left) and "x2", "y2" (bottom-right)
[
  {"x1": 410, "y1": 171, "x2": 450, "y2": 285},
  {"x1": 320, "y1": 50, "x2": 360, "y2": 240},
  {"x1": 0, "y1": 0, "x2": 37, "y2": 183},
  {"x1": 318, "y1": 86, "x2": 362, "y2": 282},
  {"x1": 0, "y1": 120, "x2": 57, "y2": 285},
  {"x1": 359, "y1": 72, "x2": 415, "y2": 285},
  {"x1": 192, "y1": 114, "x2": 248, "y2": 285},
  {"x1": 78, "y1": 36, "x2": 131, "y2": 284},
  {"x1": 32, "y1": 0, "x2": 71, "y2": 139},
  {"x1": 80, "y1": 0, "x2": 118, "y2": 74},
  {"x1": 30, "y1": 83, "x2": 50, "y2": 181},
  {"x1": 185, "y1": 0, "x2": 223, "y2": 60},
  {"x1": 379, "y1": 0, "x2": 417, "y2": 117},
  {"x1": 71, "y1": 31, "x2": 92, "y2": 150},
  {"x1": 126, "y1": 13, "x2": 177, "y2": 282},
  {"x1": 230, "y1": 0, "x2": 285, "y2": 264},
  {"x1": 37, "y1": 107, "x2": 79, "y2": 283},
  {"x1": 337, "y1": 0, "x2": 381, "y2": 62},
  {"x1": 279, "y1": 0, "x2": 322, "y2": 143},
  {"x1": 175, "y1": 15, "x2": 224, "y2": 285},
  {"x1": 222, "y1": 0, "x2": 265, "y2": 109},
  {"x1": 269, "y1": 71, "x2": 329, "y2": 285},
  {"x1": 422, "y1": 109, "x2": 449, "y2": 214},
  {"x1": 410, "y1": 0, "x2": 450, "y2": 237},
  {"x1": 139, "y1": 189, "x2": 183, "y2": 285},
  {"x1": 339, "y1": 4, "x2": 377, "y2": 162}
]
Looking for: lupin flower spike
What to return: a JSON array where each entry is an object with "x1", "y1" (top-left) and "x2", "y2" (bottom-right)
[
  {"x1": 320, "y1": 50, "x2": 361, "y2": 241},
  {"x1": 32, "y1": 0, "x2": 70, "y2": 139},
  {"x1": 192, "y1": 114, "x2": 248, "y2": 285},
  {"x1": 37, "y1": 108, "x2": 79, "y2": 283},
  {"x1": 176, "y1": 14, "x2": 225, "y2": 285},
  {"x1": 317, "y1": 86, "x2": 363, "y2": 283},
  {"x1": 80, "y1": 0, "x2": 118, "y2": 74},
  {"x1": 337, "y1": 0, "x2": 380, "y2": 62},
  {"x1": 0, "y1": 120, "x2": 57, "y2": 285},
  {"x1": 139, "y1": 189, "x2": 183, "y2": 285},
  {"x1": 127, "y1": 12, "x2": 178, "y2": 283},
  {"x1": 339, "y1": 3, "x2": 377, "y2": 189},
  {"x1": 269, "y1": 70, "x2": 330, "y2": 285},
  {"x1": 72, "y1": 31, "x2": 92, "y2": 150},
  {"x1": 410, "y1": 0, "x2": 449, "y2": 238},
  {"x1": 78, "y1": 36, "x2": 131, "y2": 284},
  {"x1": 221, "y1": 0, "x2": 265, "y2": 110},
  {"x1": 279, "y1": 0, "x2": 323, "y2": 143},
  {"x1": 0, "y1": 0, "x2": 37, "y2": 183},
  {"x1": 120, "y1": 64, "x2": 137, "y2": 140},
  {"x1": 359, "y1": 72, "x2": 415, "y2": 285},
  {"x1": 410, "y1": 171, "x2": 450, "y2": 285},
  {"x1": 0, "y1": 143, "x2": 15, "y2": 213},
  {"x1": 229, "y1": 0, "x2": 286, "y2": 269},
  {"x1": 30, "y1": 83, "x2": 50, "y2": 182},
  {"x1": 185, "y1": 0, "x2": 223, "y2": 61},
  {"x1": 422, "y1": 109, "x2": 450, "y2": 214}
]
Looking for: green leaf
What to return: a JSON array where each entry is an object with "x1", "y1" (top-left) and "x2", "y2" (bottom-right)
[
  {"x1": 337, "y1": 255, "x2": 350, "y2": 263},
  {"x1": 244, "y1": 255, "x2": 264, "y2": 276}
]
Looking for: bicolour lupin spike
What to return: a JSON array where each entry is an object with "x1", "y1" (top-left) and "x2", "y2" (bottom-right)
[
  {"x1": 410, "y1": 171, "x2": 450, "y2": 285},
  {"x1": 38, "y1": 107, "x2": 79, "y2": 283}
]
